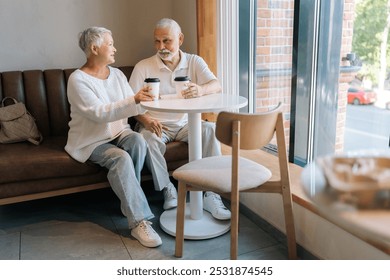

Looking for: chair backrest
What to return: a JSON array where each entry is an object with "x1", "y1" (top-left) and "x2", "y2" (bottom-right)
[{"x1": 216, "y1": 102, "x2": 283, "y2": 150}]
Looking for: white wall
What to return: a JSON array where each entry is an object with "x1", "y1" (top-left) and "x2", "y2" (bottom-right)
[{"x1": 0, "y1": 0, "x2": 196, "y2": 71}]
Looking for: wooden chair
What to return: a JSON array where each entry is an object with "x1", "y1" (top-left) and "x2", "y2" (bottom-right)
[{"x1": 172, "y1": 103, "x2": 297, "y2": 260}]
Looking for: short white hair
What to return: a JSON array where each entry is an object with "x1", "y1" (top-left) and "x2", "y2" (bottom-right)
[
  {"x1": 78, "y1": 26, "x2": 112, "y2": 57},
  {"x1": 154, "y1": 18, "x2": 182, "y2": 35}
]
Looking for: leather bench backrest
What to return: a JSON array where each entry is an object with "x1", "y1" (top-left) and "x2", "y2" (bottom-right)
[{"x1": 0, "y1": 66, "x2": 134, "y2": 137}]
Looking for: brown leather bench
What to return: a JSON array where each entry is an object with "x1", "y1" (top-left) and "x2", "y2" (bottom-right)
[{"x1": 0, "y1": 66, "x2": 188, "y2": 205}]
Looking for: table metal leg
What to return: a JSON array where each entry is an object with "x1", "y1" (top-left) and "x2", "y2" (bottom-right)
[{"x1": 188, "y1": 112, "x2": 203, "y2": 220}]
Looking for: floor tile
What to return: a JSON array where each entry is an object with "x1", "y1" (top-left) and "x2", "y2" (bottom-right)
[
  {"x1": 0, "y1": 188, "x2": 289, "y2": 260},
  {"x1": 0, "y1": 232, "x2": 20, "y2": 260},
  {"x1": 238, "y1": 244, "x2": 288, "y2": 260},
  {"x1": 20, "y1": 220, "x2": 129, "y2": 260}
]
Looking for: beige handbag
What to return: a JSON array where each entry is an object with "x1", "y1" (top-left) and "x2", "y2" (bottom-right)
[{"x1": 0, "y1": 97, "x2": 43, "y2": 145}]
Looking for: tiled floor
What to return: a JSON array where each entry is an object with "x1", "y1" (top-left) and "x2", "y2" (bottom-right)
[{"x1": 0, "y1": 186, "x2": 290, "y2": 260}]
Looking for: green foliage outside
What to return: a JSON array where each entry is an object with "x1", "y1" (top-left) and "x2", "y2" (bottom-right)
[{"x1": 352, "y1": 0, "x2": 389, "y2": 86}]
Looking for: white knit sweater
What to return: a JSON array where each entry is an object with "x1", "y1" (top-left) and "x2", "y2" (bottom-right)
[{"x1": 65, "y1": 67, "x2": 140, "y2": 163}]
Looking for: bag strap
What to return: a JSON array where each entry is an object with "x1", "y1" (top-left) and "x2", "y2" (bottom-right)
[
  {"x1": 1, "y1": 97, "x2": 18, "y2": 107},
  {"x1": 25, "y1": 110, "x2": 43, "y2": 145},
  {"x1": 27, "y1": 133, "x2": 43, "y2": 145}
]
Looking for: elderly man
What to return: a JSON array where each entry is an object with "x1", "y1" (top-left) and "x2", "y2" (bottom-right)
[{"x1": 129, "y1": 18, "x2": 231, "y2": 221}]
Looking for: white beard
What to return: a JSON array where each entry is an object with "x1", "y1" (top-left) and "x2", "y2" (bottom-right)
[{"x1": 157, "y1": 49, "x2": 178, "y2": 62}]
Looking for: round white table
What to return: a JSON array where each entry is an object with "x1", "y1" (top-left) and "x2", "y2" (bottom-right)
[{"x1": 141, "y1": 93, "x2": 248, "y2": 239}]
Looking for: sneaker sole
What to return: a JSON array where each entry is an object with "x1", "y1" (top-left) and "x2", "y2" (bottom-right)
[
  {"x1": 203, "y1": 208, "x2": 231, "y2": 220},
  {"x1": 131, "y1": 232, "x2": 162, "y2": 248},
  {"x1": 163, "y1": 199, "x2": 178, "y2": 210}
]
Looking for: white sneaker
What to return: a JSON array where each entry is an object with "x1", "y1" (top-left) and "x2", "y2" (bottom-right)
[
  {"x1": 163, "y1": 184, "x2": 178, "y2": 210},
  {"x1": 203, "y1": 192, "x2": 231, "y2": 220},
  {"x1": 131, "y1": 220, "x2": 162, "y2": 248}
]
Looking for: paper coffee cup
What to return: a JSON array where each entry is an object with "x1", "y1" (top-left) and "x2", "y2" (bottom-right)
[
  {"x1": 174, "y1": 76, "x2": 190, "y2": 98},
  {"x1": 144, "y1": 78, "x2": 160, "y2": 100}
]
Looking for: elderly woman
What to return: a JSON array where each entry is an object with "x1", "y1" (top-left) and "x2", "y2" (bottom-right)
[{"x1": 65, "y1": 26, "x2": 161, "y2": 248}]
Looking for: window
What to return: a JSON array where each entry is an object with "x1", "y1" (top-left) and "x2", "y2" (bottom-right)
[
  {"x1": 244, "y1": 0, "x2": 390, "y2": 165},
  {"x1": 254, "y1": 0, "x2": 294, "y2": 154}
]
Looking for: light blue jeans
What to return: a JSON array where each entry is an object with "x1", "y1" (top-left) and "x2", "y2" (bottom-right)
[
  {"x1": 139, "y1": 121, "x2": 222, "y2": 191},
  {"x1": 88, "y1": 131, "x2": 154, "y2": 229}
]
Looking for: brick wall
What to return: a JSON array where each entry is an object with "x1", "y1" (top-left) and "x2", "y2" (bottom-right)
[
  {"x1": 337, "y1": 0, "x2": 357, "y2": 153},
  {"x1": 256, "y1": 0, "x2": 294, "y2": 145}
]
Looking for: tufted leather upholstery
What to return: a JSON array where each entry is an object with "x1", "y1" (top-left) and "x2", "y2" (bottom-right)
[{"x1": 0, "y1": 66, "x2": 188, "y2": 204}]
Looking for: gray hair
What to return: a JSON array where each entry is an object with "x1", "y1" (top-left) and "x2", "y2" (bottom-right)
[
  {"x1": 78, "y1": 26, "x2": 112, "y2": 57},
  {"x1": 155, "y1": 18, "x2": 182, "y2": 35}
]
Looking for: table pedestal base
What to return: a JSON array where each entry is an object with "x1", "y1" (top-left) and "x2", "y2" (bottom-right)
[{"x1": 159, "y1": 204, "x2": 230, "y2": 240}]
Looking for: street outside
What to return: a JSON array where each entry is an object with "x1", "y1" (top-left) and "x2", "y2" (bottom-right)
[{"x1": 344, "y1": 89, "x2": 390, "y2": 152}]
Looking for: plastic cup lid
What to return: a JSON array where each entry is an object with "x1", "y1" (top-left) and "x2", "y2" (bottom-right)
[
  {"x1": 174, "y1": 76, "x2": 190, "y2": 81},
  {"x1": 144, "y1": 78, "x2": 160, "y2": 83}
]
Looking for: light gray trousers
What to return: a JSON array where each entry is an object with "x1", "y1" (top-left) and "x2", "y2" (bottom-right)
[{"x1": 88, "y1": 131, "x2": 154, "y2": 229}]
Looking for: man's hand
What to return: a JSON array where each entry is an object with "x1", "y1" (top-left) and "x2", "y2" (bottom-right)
[
  {"x1": 144, "y1": 118, "x2": 165, "y2": 137},
  {"x1": 181, "y1": 82, "x2": 204, "y2": 99},
  {"x1": 134, "y1": 87, "x2": 154, "y2": 103},
  {"x1": 181, "y1": 79, "x2": 222, "y2": 99}
]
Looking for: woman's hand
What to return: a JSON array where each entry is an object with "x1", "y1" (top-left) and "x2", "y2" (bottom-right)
[{"x1": 134, "y1": 87, "x2": 154, "y2": 104}]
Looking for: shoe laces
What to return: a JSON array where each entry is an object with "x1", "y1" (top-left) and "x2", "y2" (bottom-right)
[
  {"x1": 164, "y1": 186, "x2": 177, "y2": 199},
  {"x1": 207, "y1": 193, "x2": 227, "y2": 210},
  {"x1": 138, "y1": 220, "x2": 155, "y2": 236}
]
